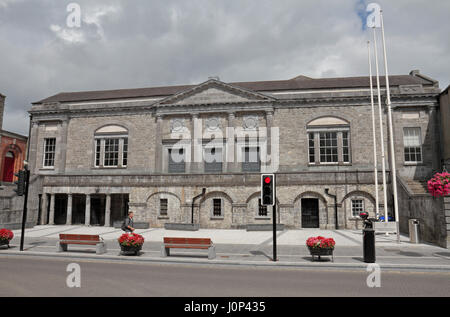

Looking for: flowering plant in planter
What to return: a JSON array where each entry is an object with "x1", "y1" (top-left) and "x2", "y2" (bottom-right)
[
  {"x1": 427, "y1": 172, "x2": 450, "y2": 197},
  {"x1": 0, "y1": 228, "x2": 14, "y2": 246},
  {"x1": 306, "y1": 236, "x2": 336, "y2": 249},
  {"x1": 118, "y1": 233, "x2": 144, "y2": 247}
]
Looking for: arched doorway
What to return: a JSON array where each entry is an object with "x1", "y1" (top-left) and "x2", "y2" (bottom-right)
[{"x1": 2, "y1": 151, "x2": 15, "y2": 182}]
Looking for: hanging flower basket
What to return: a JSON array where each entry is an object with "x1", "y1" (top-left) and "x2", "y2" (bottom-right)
[
  {"x1": 427, "y1": 172, "x2": 450, "y2": 197},
  {"x1": 118, "y1": 233, "x2": 144, "y2": 255},
  {"x1": 306, "y1": 236, "x2": 335, "y2": 262},
  {"x1": 0, "y1": 229, "x2": 14, "y2": 248}
]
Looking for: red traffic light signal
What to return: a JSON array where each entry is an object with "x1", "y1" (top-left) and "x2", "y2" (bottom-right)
[{"x1": 261, "y1": 174, "x2": 275, "y2": 206}]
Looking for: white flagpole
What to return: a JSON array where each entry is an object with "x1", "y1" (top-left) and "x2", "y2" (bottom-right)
[
  {"x1": 367, "y1": 41, "x2": 380, "y2": 218},
  {"x1": 373, "y1": 27, "x2": 389, "y2": 225},
  {"x1": 380, "y1": 10, "x2": 400, "y2": 243}
]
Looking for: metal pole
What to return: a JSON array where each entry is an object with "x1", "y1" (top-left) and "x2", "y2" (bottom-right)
[
  {"x1": 373, "y1": 27, "x2": 389, "y2": 224},
  {"x1": 380, "y1": 11, "x2": 400, "y2": 243},
  {"x1": 272, "y1": 203, "x2": 277, "y2": 262},
  {"x1": 368, "y1": 41, "x2": 380, "y2": 217},
  {"x1": 19, "y1": 167, "x2": 30, "y2": 252}
]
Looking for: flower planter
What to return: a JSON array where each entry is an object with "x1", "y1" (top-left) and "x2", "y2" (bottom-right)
[
  {"x1": 308, "y1": 246, "x2": 334, "y2": 262},
  {"x1": 0, "y1": 229, "x2": 13, "y2": 249},
  {"x1": 120, "y1": 244, "x2": 142, "y2": 256},
  {"x1": 118, "y1": 233, "x2": 144, "y2": 256},
  {"x1": 0, "y1": 239, "x2": 10, "y2": 248},
  {"x1": 306, "y1": 236, "x2": 336, "y2": 262}
]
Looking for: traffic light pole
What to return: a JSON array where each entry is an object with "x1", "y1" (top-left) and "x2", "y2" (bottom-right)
[
  {"x1": 272, "y1": 202, "x2": 277, "y2": 262},
  {"x1": 19, "y1": 167, "x2": 30, "y2": 252}
]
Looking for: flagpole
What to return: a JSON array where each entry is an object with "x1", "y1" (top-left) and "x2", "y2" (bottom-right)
[
  {"x1": 380, "y1": 10, "x2": 400, "y2": 243},
  {"x1": 367, "y1": 41, "x2": 380, "y2": 218},
  {"x1": 373, "y1": 27, "x2": 389, "y2": 225}
]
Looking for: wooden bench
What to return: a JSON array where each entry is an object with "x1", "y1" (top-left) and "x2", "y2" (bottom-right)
[
  {"x1": 56, "y1": 234, "x2": 107, "y2": 255},
  {"x1": 161, "y1": 237, "x2": 216, "y2": 259}
]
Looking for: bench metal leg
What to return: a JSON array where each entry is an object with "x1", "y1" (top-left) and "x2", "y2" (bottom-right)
[
  {"x1": 56, "y1": 242, "x2": 67, "y2": 252},
  {"x1": 208, "y1": 246, "x2": 216, "y2": 260},
  {"x1": 96, "y1": 243, "x2": 107, "y2": 255}
]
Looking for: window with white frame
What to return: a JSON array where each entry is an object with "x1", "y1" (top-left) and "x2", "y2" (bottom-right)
[
  {"x1": 403, "y1": 127, "x2": 422, "y2": 163},
  {"x1": 168, "y1": 148, "x2": 186, "y2": 173},
  {"x1": 319, "y1": 132, "x2": 338, "y2": 163},
  {"x1": 306, "y1": 117, "x2": 351, "y2": 165},
  {"x1": 204, "y1": 147, "x2": 223, "y2": 173},
  {"x1": 242, "y1": 146, "x2": 260, "y2": 172},
  {"x1": 351, "y1": 199, "x2": 364, "y2": 217},
  {"x1": 94, "y1": 125, "x2": 128, "y2": 168},
  {"x1": 308, "y1": 133, "x2": 315, "y2": 164},
  {"x1": 43, "y1": 138, "x2": 56, "y2": 168}
]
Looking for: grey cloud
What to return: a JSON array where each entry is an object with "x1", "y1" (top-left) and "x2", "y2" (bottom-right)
[{"x1": 0, "y1": 0, "x2": 448, "y2": 136}]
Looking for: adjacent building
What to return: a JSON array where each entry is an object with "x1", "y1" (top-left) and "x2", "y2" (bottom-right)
[
  {"x1": 0, "y1": 94, "x2": 29, "y2": 229},
  {"x1": 26, "y1": 71, "x2": 443, "y2": 240}
]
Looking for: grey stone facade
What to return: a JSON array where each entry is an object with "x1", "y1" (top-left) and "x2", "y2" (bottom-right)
[{"x1": 26, "y1": 71, "x2": 444, "y2": 237}]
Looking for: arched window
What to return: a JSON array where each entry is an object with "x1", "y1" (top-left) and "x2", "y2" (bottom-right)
[
  {"x1": 306, "y1": 116, "x2": 350, "y2": 165},
  {"x1": 94, "y1": 125, "x2": 128, "y2": 168}
]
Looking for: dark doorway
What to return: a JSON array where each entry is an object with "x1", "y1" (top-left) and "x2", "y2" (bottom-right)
[
  {"x1": 37, "y1": 194, "x2": 42, "y2": 225},
  {"x1": 301, "y1": 198, "x2": 320, "y2": 228},
  {"x1": 72, "y1": 195, "x2": 86, "y2": 225},
  {"x1": 2, "y1": 152, "x2": 15, "y2": 182},
  {"x1": 111, "y1": 194, "x2": 129, "y2": 225},
  {"x1": 54, "y1": 194, "x2": 68, "y2": 225},
  {"x1": 91, "y1": 195, "x2": 105, "y2": 226}
]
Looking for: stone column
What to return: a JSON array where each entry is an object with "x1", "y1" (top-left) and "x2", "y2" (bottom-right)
[
  {"x1": 226, "y1": 112, "x2": 236, "y2": 172},
  {"x1": 428, "y1": 105, "x2": 440, "y2": 173},
  {"x1": 66, "y1": 194, "x2": 73, "y2": 225},
  {"x1": 29, "y1": 121, "x2": 40, "y2": 174},
  {"x1": 40, "y1": 193, "x2": 48, "y2": 225},
  {"x1": 85, "y1": 194, "x2": 91, "y2": 226},
  {"x1": 190, "y1": 113, "x2": 201, "y2": 173},
  {"x1": 105, "y1": 194, "x2": 111, "y2": 227},
  {"x1": 59, "y1": 118, "x2": 69, "y2": 173},
  {"x1": 48, "y1": 194, "x2": 55, "y2": 225},
  {"x1": 155, "y1": 115, "x2": 163, "y2": 172},
  {"x1": 265, "y1": 110, "x2": 274, "y2": 170}
]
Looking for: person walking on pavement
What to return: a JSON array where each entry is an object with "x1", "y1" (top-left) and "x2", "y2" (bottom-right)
[{"x1": 122, "y1": 211, "x2": 135, "y2": 233}]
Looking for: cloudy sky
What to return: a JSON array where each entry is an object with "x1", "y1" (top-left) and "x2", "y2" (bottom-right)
[{"x1": 0, "y1": 0, "x2": 449, "y2": 135}]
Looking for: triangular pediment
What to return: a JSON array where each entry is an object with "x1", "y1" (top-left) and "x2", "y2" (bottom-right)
[{"x1": 158, "y1": 79, "x2": 274, "y2": 106}]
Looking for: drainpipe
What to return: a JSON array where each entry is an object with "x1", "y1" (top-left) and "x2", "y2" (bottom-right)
[
  {"x1": 191, "y1": 188, "x2": 206, "y2": 224},
  {"x1": 325, "y1": 188, "x2": 338, "y2": 230}
]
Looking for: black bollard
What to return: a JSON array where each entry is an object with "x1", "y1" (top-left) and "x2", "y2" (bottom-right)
[
  {"x1": 363, "y1": 227, "x2": 376, "y2": 263},
  {"x1": 359, "y1": 212, "x2": 376, "y2": 263}
]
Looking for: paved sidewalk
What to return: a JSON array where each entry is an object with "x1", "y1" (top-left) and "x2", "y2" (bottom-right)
[{"x1": 2, "y1": 225, "x2": 450, "y2": 271}]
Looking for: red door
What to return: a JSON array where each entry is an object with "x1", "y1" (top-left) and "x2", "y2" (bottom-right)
[{"x1": 2, "y1": 154, "x2": 15, "y2": 182}]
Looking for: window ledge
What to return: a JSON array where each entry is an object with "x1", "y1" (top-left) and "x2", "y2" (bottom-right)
[
  {"x1": 255, "y1": 217, "x2": 271, "y2": 220},
  {"x1": 210, "y1": 216, "x2": 224, "y2": 220},
  {"x1": 158, "y1": 216, "x2": 169, "y2": 220},
  {"x1": 404, "y1": 162, "x2": 424, "y2": 166}
]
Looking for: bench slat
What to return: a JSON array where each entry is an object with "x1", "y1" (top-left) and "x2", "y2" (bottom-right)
[
  {"x1": 60, "y1": 234, "x2": 101, "y2": 242},
  {"x1": 163, "y1": 237, "x2": 212, "y2": 245},
  {"x1": 60, "y1": 241, "x2": 100, "y2": 245}
]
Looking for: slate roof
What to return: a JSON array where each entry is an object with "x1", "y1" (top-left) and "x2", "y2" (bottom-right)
[{"x1": 33, "y1": 73, "x2": 435, "y2": 104}]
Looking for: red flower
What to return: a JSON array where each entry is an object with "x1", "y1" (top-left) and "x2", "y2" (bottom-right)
[
  {"x1": 118, "y1": 233, "x2": 144, "y2": 247},
  {"x1": 428, "y1": 172, "x2": 450, "y2": 197},
  {"x1": 306, "y1": 236, "x2": 335, "y2": 249},
  {"x1": 0, "y1": 228, "x2": 14, "y2": 241}
]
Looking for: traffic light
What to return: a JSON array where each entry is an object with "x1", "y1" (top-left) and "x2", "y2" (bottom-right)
[
  {"x1": 14, "y1": 170, "x2": 26, "y2": 196},
  {"x1": 261, "y1": 174, "x2": 275, "y2": 206}
]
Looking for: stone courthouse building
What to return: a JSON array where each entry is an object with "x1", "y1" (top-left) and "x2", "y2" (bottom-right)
[{"x1": 26, "y1": 70, "x2": 442, "y2": 232}]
